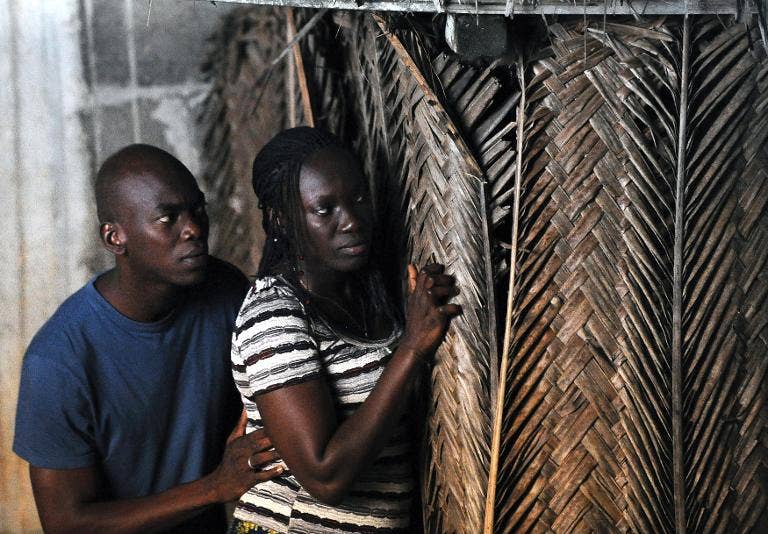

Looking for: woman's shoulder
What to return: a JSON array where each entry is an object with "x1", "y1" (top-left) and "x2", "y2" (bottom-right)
[
  {"x1": 251, "y1": 274, "x2": 301, "y2": 298},
  {"x1": 237, "y1": 275, "x2": 306, "y2": 323}
]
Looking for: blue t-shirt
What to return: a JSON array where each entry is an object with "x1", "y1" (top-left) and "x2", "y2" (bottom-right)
[{"x1": 14, "y1": 258, "x2": 249, "y2": 532}]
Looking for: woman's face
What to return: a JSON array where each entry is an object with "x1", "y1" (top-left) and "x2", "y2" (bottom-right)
[{"x1": 297, "y1": 146, "x2": 373, "y2": 274}]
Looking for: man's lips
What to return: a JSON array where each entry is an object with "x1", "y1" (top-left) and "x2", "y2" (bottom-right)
[{"x1": 180, "y1": 247, "x2": 209, "y2": 264}]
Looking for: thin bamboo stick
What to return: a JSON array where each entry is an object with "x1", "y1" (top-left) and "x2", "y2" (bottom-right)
[
  {"x1": 483, "y1": 53, "x2": 524, "y2": 534},
  {"x1": 287, "y1": 8, "x2": 314, "y2": 127}
]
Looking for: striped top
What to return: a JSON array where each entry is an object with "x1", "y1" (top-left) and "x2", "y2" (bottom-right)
[{"x1": 231, "y1": 276, "x2": 416, "y2": 533}]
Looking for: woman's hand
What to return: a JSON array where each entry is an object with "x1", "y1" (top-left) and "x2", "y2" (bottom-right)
[{"x1": 400, "y1": 263, "x2": 462, "y2": 360}]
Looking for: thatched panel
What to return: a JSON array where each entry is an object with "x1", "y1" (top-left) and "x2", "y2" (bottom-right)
[
  {"x1": 201, "y1": 9, "x2": 768, "y2": 533},
  {"x1": 491, "y1": 15, "x2": 768, "y2": 534}
]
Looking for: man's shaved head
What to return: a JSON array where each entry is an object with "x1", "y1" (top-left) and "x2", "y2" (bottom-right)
[{"x1": 95, "y1": 144, "x2": 194, "y2": 223}]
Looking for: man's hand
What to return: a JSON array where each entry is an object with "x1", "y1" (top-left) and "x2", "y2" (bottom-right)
[
  {"x1": 30, "y1": 409, "x2": 284, "y2": 533},
  {"x1": 206, "y1": 409, "x2": 284, "y2": 502}
]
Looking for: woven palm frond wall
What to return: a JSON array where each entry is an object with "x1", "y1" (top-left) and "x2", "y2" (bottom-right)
[{"x1": 200, "y1": 8, "x2": 768, "y2": 533}]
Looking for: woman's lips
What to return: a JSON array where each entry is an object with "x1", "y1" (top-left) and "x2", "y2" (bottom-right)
[{"x1": 339, "y1": 243, "x2": 369, "y2": 256}]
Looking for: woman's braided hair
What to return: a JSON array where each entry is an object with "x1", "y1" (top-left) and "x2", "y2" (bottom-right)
[{"x1": 251, "y1": 126, "x2": 339, "y2": 278}]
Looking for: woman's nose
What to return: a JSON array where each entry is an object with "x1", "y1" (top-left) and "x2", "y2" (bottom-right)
[{"x1": 339, "y1": 206, "x2": 363, "y2": 233}]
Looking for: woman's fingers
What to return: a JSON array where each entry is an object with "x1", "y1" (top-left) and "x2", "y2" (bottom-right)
[
  {"x1": 428, "y1": 273, "x2": 455, "y2": 287},
  {"x1": 426, "y1": 285, "x2": 459, "y2": 301},
  {"x1": 422, "y1": 263, "x2": 444, "y2": 275},
  {"x1": 407, "y1": 264, "x2": 418, "y2": 295},
  {"x1": 437, "y1": 304, "x2": 463, "y2": 317}
]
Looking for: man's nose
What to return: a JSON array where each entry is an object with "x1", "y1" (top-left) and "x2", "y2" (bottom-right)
[{"x1": 181, "y1": 212, "x2": 208, "y2": 240}]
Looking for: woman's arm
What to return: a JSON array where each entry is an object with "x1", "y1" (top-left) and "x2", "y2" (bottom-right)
[{"x1": 255, "y1": 264, "x2": 460, "y2": 505}]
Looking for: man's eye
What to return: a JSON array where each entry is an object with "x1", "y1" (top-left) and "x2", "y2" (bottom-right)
[
  {"x1": 159, "y1": 214, "x2": 175, "y2": 224},
  {"x1": 355, "y1": 194, "x2": 366, "y2": 203},
  {"x1": 315, "y1": 207, "x2": 330, "y2": 216}
]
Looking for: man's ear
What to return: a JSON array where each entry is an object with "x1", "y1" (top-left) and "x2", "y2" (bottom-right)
[{"x1": 100, "y1": 222, "x2": 126, "y2": 255}]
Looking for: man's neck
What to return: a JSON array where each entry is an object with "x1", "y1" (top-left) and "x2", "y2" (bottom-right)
[{"x1": 95, "y1": 268, "x2": 184, "y2": 323}]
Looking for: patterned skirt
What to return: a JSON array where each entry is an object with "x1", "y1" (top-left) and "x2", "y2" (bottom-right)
[{"x1": 228, "y1": 518, "x2": 279, "y2": 534}]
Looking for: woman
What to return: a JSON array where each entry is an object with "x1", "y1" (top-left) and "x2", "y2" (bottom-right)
[{"x1": 230, "y1": 127, "x2": 460, "y2": 533}]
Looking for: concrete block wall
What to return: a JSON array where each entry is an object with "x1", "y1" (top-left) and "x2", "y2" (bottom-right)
[
  {"x1": 1, "y1": 1, "x2": 234, "y2": 530},
  {"x1": 81, "y1": 0, "x2": 235, "y2": 272}
]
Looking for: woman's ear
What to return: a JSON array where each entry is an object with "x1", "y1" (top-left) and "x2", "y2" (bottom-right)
[{"x1": 100, "y1": 222, "x2": 126, "y2": 255}]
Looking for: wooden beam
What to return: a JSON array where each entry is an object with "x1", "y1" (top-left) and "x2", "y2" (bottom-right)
[{"x1": 212, "y1": 0, "x2": 757, "y2": 16}]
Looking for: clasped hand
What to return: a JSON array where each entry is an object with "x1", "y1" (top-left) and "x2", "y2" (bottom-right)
[{"x1": 401, "y1": 263, "x2": 462, "y2": 359}]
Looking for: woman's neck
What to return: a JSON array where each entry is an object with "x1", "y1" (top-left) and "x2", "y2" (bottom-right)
[{"x1": 301, "y1": 267, "x2": 352, "y2": 300}]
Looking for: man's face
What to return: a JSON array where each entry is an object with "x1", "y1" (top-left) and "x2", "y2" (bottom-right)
[
  {"x1": 115, "y1": 165, "x2": 209, "y2": 287},
  {"x1": 298, "y1": 147, "x2": 373, "y2": 274}
]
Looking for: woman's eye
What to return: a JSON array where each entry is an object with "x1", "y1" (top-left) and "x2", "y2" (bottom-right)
[
  {"x1": 158, "y1": 214, "x2": 175, "y2": 224},
  {"x1": 315, "y1": 207, "x2": 330, "y2": 216}
]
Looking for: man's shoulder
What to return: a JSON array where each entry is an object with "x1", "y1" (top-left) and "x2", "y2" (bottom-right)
[
  {"x1": 196, "y1": 257, "x2": 249, "y2": 298},
  {"x1": 206, "y1": 256, "x2": 249, "y2": 286},
  {"x1": 183, "y1": 257, "x2": 250, "y2": 319},
  {"x1": 25, "y1": 281, "x2": 100, "y2": 365}
]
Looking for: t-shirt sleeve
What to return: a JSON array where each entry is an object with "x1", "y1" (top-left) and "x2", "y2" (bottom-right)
[
  {"x1": 232, "y1": 282, "x2": 323, "y2": 396},
  {"x1": 13, "y1": 353, "x2": 97, "y2": 469}
]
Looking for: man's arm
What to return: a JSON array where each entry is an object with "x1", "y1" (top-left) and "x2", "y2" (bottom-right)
[{"x1": 30, "y1": 412, "x2": 282, "y2": 534}]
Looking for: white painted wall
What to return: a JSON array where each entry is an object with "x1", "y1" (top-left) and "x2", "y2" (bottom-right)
[
  {"x1": 0, "y1": 1, "x2": 234, "y2": 530},
  {"x1": 0, "y1": 0, "x2": 91, "y2": 530}
]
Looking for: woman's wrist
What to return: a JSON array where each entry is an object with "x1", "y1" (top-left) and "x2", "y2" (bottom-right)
[{"x1": 395, "y1": 339, "x2": 431, "y2": 365}]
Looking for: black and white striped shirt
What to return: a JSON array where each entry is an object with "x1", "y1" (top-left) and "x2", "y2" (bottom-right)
[{"x1": 231, "y1": 276, "x2": 415, "y2": 533}]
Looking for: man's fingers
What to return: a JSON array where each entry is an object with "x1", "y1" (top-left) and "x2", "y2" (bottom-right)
[
  {"x1": 248, "y1": 449, "x2": 281, "y2": 469},
  {"x1": 251, "y1": 465, "x2": 285, "y2": 481},
  {"x1": 227, "y1": 408, "x2": 248, "y2": 444},
  {"x1": 248, "y1": 427, "x2": 268, "y2": 439},
  {"x1": 242, "y1": 432, "x2": 273, "y2": 452},
  {"x1": 407, "y1": 264, "x2": 418, "y2": 294}
]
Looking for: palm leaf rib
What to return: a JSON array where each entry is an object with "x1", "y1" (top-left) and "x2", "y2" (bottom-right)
[
  {"x1": 485, "y1": 53, "x2": 525, "y2": 534},
  {"x1": 672, "y1": 17, "x2": 691, "y2": 534}
]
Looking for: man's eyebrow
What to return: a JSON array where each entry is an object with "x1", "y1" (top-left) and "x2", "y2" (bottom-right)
[
  {"x1": 155, "y1": 202, "x2": 185, "y2": 212},
  {"x1": 155, "y1": 194, "x2": 205, "y2": 212}
]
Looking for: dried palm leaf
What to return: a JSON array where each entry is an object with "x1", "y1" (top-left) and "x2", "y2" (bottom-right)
[
  {"x1": 489, "y1": 14, "x2": 768, "y2": 533},
  {"x1": 200, "y1": 7, "x2": 289, "y2": 276},
  {"x1": 372, "y1": 14, "x2": 500, "y2": 534}
]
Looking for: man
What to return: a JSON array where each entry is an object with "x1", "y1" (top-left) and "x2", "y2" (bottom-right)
[{"x1": 13, "y1": 144, "x2": 280, "y2": 532}]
